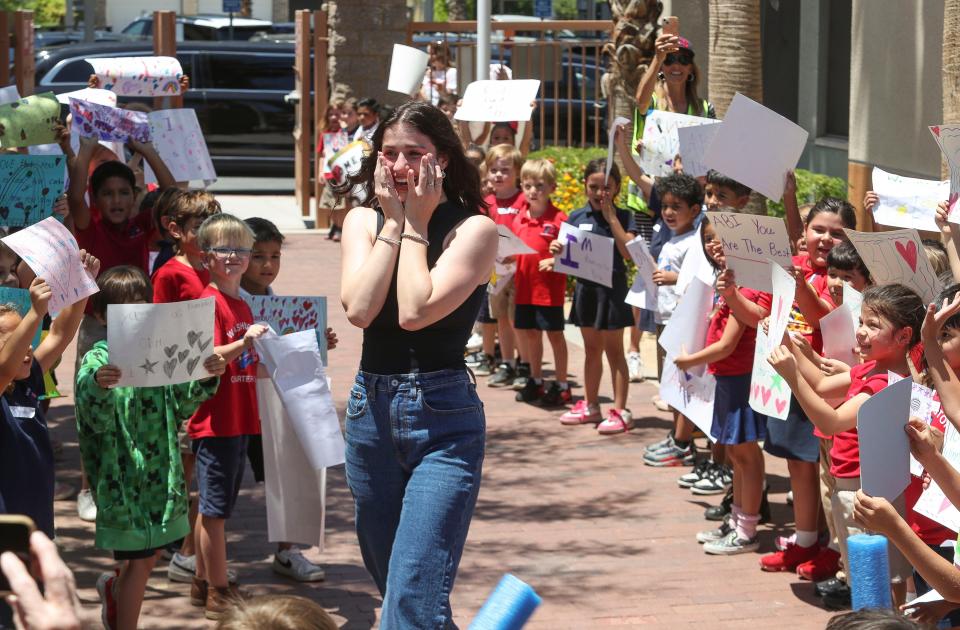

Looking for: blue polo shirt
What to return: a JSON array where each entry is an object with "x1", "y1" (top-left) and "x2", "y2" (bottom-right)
[
  {"x1": 0, "y1": 360, "x2": 54, "y2": 537},
  {"x1": 565, "y1": 203, "x2": 638, "y2": 286}
]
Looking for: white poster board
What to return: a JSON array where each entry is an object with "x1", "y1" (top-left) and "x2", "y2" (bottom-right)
[
  {"x1": 914, "y1": 422, "x2": 960, "y2": 532},
  {"x1": 749, "y1": 329, "x2": 790, "y2": 420},
  {"x1": 857, "y1": 377, "x2": 912, "y2": 501},
  {"x1": 845, "y1": 228, "x2": 942, "y2": 305},
  {"x1": 871, "y1": 166, "x2": 947, "y2": 233},
  {"x1": 496, "y1": 224, "x2": 536, "y2": 258},
  {"x1": 106, "y1": 298, "x2": 215, "y2": 387},
  {"x1": 707, "y1": 211, "x2": 793, "y2": 293},
  {"x1": 388, "y1": 44, "x2": 430, "y2": 96},
  {"x1": 929, "y1": 125, "x2": 960, "y2": 220},
  {"x1": 624, "y1": 236, "x2": 658, "y2": 310},
  {"x1": 145, "y1": 109, "x2": 217, "y2": 186},
  {"x1": 640, "y1": 110, "x2": 720, "y2": 178},
  {"x1": 454, "y1": 80, "x2": 541, "y2": 122},
  {"x1": 677, "y1": 122, "x2": 722, "y2": 178},
  {"x1": 767, "y1": 262, "x2": 797, "y2": 352},
  {"x1": 657, "y1": 276, "x2": 713, "y2": 365},
  {"x1": 703, "y1": 93, "x2": 808, "y2": 201},
  {"x1": 820, "y1": 304, "x2": 858, "y2": 369},
  {"x1": 554, "y1": 222, "x2": 614, "y2": 288},
  {"x1": 606, "y1": 116, "x2": 631, "y2": 182},
  {"x1": 659, "y1": 359, "x2": 717, "y2": 440},
  {"x1": 88, "y1": 56, "x2": 183, "y2": 96}
]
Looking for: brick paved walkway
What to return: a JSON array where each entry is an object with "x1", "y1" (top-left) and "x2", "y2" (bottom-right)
[{"x1": 47, "y1": 234, "x2": 836, "y2": 628}]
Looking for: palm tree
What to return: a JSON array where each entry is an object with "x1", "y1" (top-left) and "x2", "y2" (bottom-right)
[{"x1": 944, "y1": 0, "x2": 960, "y2": 178}]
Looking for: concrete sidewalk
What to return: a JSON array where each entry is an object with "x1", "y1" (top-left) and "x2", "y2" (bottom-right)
[{"x1": 48, "y1": 233, "x2": 836, "y2": 628}]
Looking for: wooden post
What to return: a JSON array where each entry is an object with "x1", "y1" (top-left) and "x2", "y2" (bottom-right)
[
  {"x1": 13, "y1": 11, "x2": 33, "y2": 97},
  {"x1": 848, "y1": 160, "x2": 873, "y2": 232},
  {"x1": 0, "y1": 13, "x2": 10, "y2": 90},
  {"x1": 313, "y1": 9, "x2": 330, "y2": 228},
  {"x1": 294, "y1": 10, "x2": 311, "y2": 221},
  {"x1": 153, "y1": 11, "x2": 181, "y2": 109}
]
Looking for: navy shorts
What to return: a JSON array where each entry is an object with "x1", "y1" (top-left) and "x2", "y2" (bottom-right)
[
  {"x1": 476, "y1": 291, "x2": 497, "y2": 324},
  {"x1": 113, "y1": 547, "x2": 160, "y2": 561},
  {"x1": 514, "y1": 304, "x2": 565, "y2": 331},
  {"x1": 193, "y1": 436, "x2": 248, "y2": 519}
]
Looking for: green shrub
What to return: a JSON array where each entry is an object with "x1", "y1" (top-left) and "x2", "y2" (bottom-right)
[{"x1": 766, "y1": 169, "x2": 848, "y2": 217}]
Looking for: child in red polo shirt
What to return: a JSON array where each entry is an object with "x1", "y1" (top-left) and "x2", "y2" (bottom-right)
[{"x1": 512, "y1": 159, "x2": 570, "y2": 407}]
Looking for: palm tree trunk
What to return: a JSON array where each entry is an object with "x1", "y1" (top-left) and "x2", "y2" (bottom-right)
[
  {"x1": 943, "y1": 0, "x2": 960, "y2": 178},
  {"x1": 446, "y1": 0, "x2": 469, "y2": 20}
]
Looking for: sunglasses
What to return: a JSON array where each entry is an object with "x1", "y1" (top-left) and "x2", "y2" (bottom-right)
[{"x1": 664, "y1": 52, "x2": 693, "y2": 66}]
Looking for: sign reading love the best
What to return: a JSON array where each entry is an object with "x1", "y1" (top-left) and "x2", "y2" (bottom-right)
[{"x1": 844, "y1": 228, "x2": 941, "y2": 305}]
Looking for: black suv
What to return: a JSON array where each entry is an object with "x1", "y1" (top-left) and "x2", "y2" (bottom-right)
[{"x1": 33, "y1": 41, "x2": 296, "y2": 176}]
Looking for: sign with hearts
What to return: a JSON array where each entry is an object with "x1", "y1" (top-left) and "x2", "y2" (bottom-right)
[
  {"x1": 107, "y1": 297, "x2": 215, "y2": 387},
  {"x1": 749, "y1": 328, "x2": 790, "y2": 420},
  {"x1": 87, "y1": 56, "x2": 183, "y2": 97},
  {"x1": 844, "y1": 228, "x2": 942, "y2": 305},
  {"x1": 244, "y1": 295, "x2": 328, "y2": 365}
]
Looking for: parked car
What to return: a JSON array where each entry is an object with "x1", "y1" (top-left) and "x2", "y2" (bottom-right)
[
  {"x1": 34, "y1": 41, "x2": 296, "y2": 175},
  {"x1": 120, "y1": 14, "x2": 274, "y2": 42}
]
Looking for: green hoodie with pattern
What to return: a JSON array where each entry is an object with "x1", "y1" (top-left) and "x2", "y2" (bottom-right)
[{"x1": 75, "y1": 341, "x2": 219, "y2": 551}]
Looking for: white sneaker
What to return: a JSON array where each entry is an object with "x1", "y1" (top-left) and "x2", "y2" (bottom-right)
[
  {"x1": 77, "y1": 489, "x2": 97, "y2": 522},
  {"x1": 167, "y1": 552, "x2": 238, "y2": 584},
  {"x1": 627, "y1": 352, "x2": 644, "y2": 382},
  {"x1": 273, "y1": 549, "x2": 326, "y2": 582},
  {"x1": 465, "y1": 332, "x2": 483, "y2": 353}
]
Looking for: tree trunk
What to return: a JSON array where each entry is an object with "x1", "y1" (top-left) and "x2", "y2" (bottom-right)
[
  {"x1": 446, "y1": 0, "x2": 468, "y2": 20},
  {"x1": 707, "y1": 0, "x2": 762, "y2": 117},
  {"x1": 943, "y1": 0, "x2": 960, "y2": 178}
]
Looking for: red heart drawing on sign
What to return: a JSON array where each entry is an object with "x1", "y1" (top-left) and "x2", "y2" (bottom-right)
[
  {"x1": 894, "y1": 240, "x2": 918, "y2": 272},
  {"x1": 774, "y1": 398, "x2": 787, "y2": 414},
  {"x1": 761, "y1": 387, "x2": 772, "y2": 405},
  {"x1": 933, "y1": 126, "x2": 941, "y2": 136},
  {"x1": 752, "y1": 384, "x2": 760, "y2": 400}
]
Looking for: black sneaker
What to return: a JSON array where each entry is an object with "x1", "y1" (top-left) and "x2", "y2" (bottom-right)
[
  {"x1": 538, "y1": 381, "x2": 572, "y2": 407},
  {"x1": 471, "y1": 354, "x2": 496, "y2": 376},
  {"x1": 704, "y1": 487, "x2": 733, "y2": 521},
  {"x1": 511, "y1": 362, "x2": 532, "y2": 390},
  {"x1": 487, "y1": 363, "x2": 515, "y2": 387},
  {"x1": 677, "y1": 458, "x2": 711, "y2": 488},
  {"x1": 815, "y1": 577, "x2": 848, "y2": 598},
  {"x1": 514, "y1": 379, "x2": 543, "y2": 402},
  {"x1": 821, "y1": 582, "x2": 851, "y2": 610},
  {"x1": 759, "y1": 486, "x2": 771, "y2": 524}
]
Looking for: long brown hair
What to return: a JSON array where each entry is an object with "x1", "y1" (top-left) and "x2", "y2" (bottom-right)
[{"x1": 653, "y1": 59, "x2": 707, "y2": 117}]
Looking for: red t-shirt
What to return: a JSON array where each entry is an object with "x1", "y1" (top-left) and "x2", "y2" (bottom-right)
[
  {"x1": 830, "y1": 361, "x2": 893, "y2": 478},
  {"x1": 76, "y1": 210, "x2": 153, "y2": 274},
  {"x1": 905, "y1": 395, "x2": 954, "y2": 545},
  {"x1": 187, "y1": 286, "x2": 259, "y2": 439},
  {"x1": 789, "y1": 254, "x2": 834, "y2": 354},
  {"x1": 483, "y1": 190, "x2": 525, "y2": 230},
  {"x1": 513, "y1": 203, "x2": 568, "y2": 307},
  {"x1": 151, "y1": 258, "x2": 210, "y2": 304},
  {"x1": 708, "y1": 287, "x2": 766, "y2": 376}
]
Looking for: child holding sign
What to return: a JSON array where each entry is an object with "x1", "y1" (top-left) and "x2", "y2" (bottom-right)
[
  {"x1": 768, "y1": 284, "x2": 923, "y2": 608},
  {"x1": 511, "y1": 159, "x2": 570, "y2": 406},
  {"x1": 75, "y1": 266, "x2": 225, "y2": 630},
  {"x1": 553, "y1": 159, "x2": 637, "y2": 431}
]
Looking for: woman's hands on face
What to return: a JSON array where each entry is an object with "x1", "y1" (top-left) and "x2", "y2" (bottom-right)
[
  {"x1": 403, "y1": 152, "x2": 445, "y2": 232},
  {"x1": 374, "y1": 152, "x2": 404, "y2": 223}
]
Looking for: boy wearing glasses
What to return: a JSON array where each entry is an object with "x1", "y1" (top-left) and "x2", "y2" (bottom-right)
[{"x1": 186, "y1": 214, "x2": 267, "y2": 620}]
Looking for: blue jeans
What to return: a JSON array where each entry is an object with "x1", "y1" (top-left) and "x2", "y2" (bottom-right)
[{"x1": 345, "y1": 369, "x2": 485, "y2": 630}]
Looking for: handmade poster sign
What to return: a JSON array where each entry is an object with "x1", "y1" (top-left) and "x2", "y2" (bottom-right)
[
  {"x1": 845, "y1": 228, "x2": 941, "y2": 305},
  {"x1": 749, "y1": 329, "x2": 790, "y2": 420},
  {"x1": 388, "y1": 44, "x2": 430, "y2": 96},
  {"x1": 257, "y1": 378, "x2": 327, "y2": 547},
  {"x1": 0, "y1": 86, "x2": 19, "y2": 106},
  {"x1": 2, "y1": 217, "x2": 98, "y2": 314},
  {"x1": 553, "y1": 222, "x2": 614, "y2": 288},
  {"x1": 327, "y1": 140, "x2": 366, "y2": 186},
  {"x1": 0, "y1": 92, "x2": 59, "y2": 149},
  {"x1": 677, "y1": 122, "x2": 722, "y2": 177},
  {"x1": 145, "y1": 109, "x2": 217, "y2": 185},
  {"x1": 69, "y1": 98, "x2": 151, "y2": 144},
  {"x1": 488, "y1": 261, "x2": 515, "y2": 296},
  {"x1": 625, "y1": 236, "x2": 657, "y2": 311},
  {"x1": 454, "y1": 79, "x2": 541, "y2": 122},
  {"x1": 496, "y1": 224, "x2": 536, "y2": 259},
  {"x1": 887, "y1": 373, "x2": 939, "y2": 477},
  {"x1": 56, "y1": 88, "x2": 116, "y2": 108},
  {"x1": 0, "y1": 287, "x2": 42, "y2": 347},
  {"x1": 88, "y1": 56, "x2": 183, "y2": 96},
  {"x1": 858, "y1": 377, "x2": 912, "y2": 500},
  {"x1": 707, "y1": 211, "x2": 792, "y2": 293},
  {"x1": 245, "y1": 295, "x2": 328, "y2": 365},
  {"x1": 658, "y1": 277, "x2": 713, "y2": 366},
  {"x1": 605, "y1": 116, "x2": 631, "y2": 182},
  {"x1": 254, "y1": 328, "x2": 346, "y2": 471},
  {"x1": 820, "y1": 304, "x2": 858, "y2": 369},
  {"x1": 703, "y1": 93, "x2": 808, "y2": 201},
  {"x1": 914, "y1": 422, "x2": 960, "y2": 531},
  {"x1": 640, "y1": 110, "x2": 721, "y2": 178},
  {"x1": 767, "y1": 262, "x2": 797, "y2": 352},
  {"x1": 0, "y1": 155, "x2": 66, "y2": 227},
  {"x1": 106, "y1": 297, "x2": 215, "y2": 387},
  {"x1": 660, "y1": 359, "x2": 716, "y2": 440},
  {"x1": 871, "y1": 166, "x2": 946, "y2": 232},
  {"x1": 844, "y1": 283, "x2": 863, "y2": 323},
  {"x1": 929, "y1": 125, "x2": 960, "y2": 219},
  {"x1": 675, "y1": 226, "x2": 717, "y2": 294}
]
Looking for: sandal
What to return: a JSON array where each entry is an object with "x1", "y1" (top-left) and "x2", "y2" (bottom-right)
[{"x1": 597, "y1": 409, "x2": 634, "y2": 435}]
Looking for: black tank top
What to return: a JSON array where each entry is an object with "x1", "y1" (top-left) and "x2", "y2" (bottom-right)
[{"x1": 360, "y1": 201, "x2": 486, "y2": 374}]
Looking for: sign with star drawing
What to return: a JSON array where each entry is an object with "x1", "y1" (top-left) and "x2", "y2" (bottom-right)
[
  {"x1": 107, "y1": 297, "x2": 215, "y2": 387},
  {"x1": 749, "y1": 328, "x2": 790, "y2": 420}
]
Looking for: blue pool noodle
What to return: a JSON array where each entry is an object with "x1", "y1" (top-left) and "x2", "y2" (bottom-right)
[
  {"x1": 848, "y1": 533, "x2": 892, "y2": 610},
  {"x1": 468, "y1": 574, "x2": 542, "y2": 630}
]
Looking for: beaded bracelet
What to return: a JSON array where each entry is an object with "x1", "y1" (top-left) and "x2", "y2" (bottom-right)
[
  {"x1": 401, "y1": 233, "x2": 430, "y2": 246},
  {"x1": 376, "y1": 235, "x2": 401, "y2": 246}
]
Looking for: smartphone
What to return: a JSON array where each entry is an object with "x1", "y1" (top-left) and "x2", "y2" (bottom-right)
[
  {"x1": 661, "y1": 16, "x2": 680, "y2": 36},
  {"x1": 0, "y1": 514, "x2": 35, "y2": 594},
  {"x1": 58, "y1": 102, "x2": 70, "y2": 125}
]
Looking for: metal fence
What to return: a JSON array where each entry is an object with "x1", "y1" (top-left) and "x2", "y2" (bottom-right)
[{"x1": 406, "y1": 20, "x2": 611, "y2": 149}]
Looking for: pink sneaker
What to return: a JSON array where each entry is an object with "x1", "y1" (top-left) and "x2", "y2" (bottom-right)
[
  {"x1": 597, "y1": 409, "x2": 634, "y2": 435},
  {"x1": 560, "y1": 400, "x2": 602, "y2": 425}
]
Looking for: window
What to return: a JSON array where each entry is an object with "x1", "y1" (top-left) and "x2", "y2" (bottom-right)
[
  {"x1": 122, "y1": 19, "x2": 151, "y2": 38},
  {"x1": 204, "y1": 53, "x2": 293, "y2": 91},
  {"x1": 824, "y1": 0, "x2": 851, "y2": 137},
  {"x1": 183, "y1": 24, "x2": 216, "y2": 41},
  {"x1": 48, "y1": 59, "x2": 94, "y2": 84}
]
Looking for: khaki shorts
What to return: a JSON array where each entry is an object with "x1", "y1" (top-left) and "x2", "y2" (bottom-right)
[
  {"x1": 831, "y1": 477, "x2": 910, "y2": 582},
  {"x1": 318, "y1": 181, "x2": 345, "y2": 211},
  {"x1": 488, "y1": 277, "x2": 515, "y2": 320}
]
